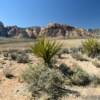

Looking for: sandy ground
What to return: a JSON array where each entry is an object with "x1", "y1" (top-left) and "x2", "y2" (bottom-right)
[
  {"x1": 0, "y1": 52, "x2": 99, "y2": 100},
  {"x1": 0, "y1": 38, "x2": 100, "y2": 100},
  {"x1": 0, "y1": 38, "x2": 98, "y2": 51}
]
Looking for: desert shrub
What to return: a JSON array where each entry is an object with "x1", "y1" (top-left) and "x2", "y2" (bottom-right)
[
  {"x1": 82, "y1": 38, "x2": 100, "y2": 57},
  {"x1": 59, "y1": 63, "x2": 73, "y2": 76},
  {"x1": 57, "y1": 47, "x2": 82, "y2": 56},
  {"x1": 16, "y1": 53, "x2": 29, "y2": 63},
  {"x1": 70, "y1": 47, "x2": 80, "y2": 54},
  {"x1": 92, "y1": 60, "x2": 100, "y2": 68},
  {"x1": 10, "y1": 52, "x2": 29, "y2": 63},
  {"x1": 31, "y1": 38, "x2": 62, "y2": 67},
  {"x1": 22, "y1": 64, "x2": 67, "y2": 100},
  {"x1": 10, "y1": 52, "x2": 18, "y2": 60},
  {"x1": 3, "y1": 50, "x2": 17, "y2": 59},
  {"x1": 61, "y1": 48, "x2": 70, "y2": 54},
  {"x1": 70, "y1": 67, "x2": 91, "y2": 86},
  {"x1": 59, "y1": 63, "x2": 100, "y2": 86},
  {"x1": 3, "y1": 50, "x2": 30, "y2": 63},
  {"x1": 90, "y1": 75, "x2": 100, "y2": 86},
  {"x1": 59, "y1": 63, "x2": 74, "y2": 85},
  {"x1": 71, "y1": 53, "x2": 88, "y2": 61},
  {"x1": 59, "y1": 63, "x2": 91, "y2": 86}
]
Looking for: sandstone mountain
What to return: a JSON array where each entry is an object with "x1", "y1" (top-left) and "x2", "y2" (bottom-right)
[{"x1": 0, "y1": 21, "x2": 98, "y2": 39}]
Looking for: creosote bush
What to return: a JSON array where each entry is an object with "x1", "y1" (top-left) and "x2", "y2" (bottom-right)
[
  {"x1": 31, "y1": 37, "x2": 62, "y2": 68},
  {"x1": 59, "y1": 63, "x2": 91, "y2": 86},
  {"x1": 59, "y1": 63, "x2": 73, "y2": 76},
  {"x1": 70, "y1": 67, "x2": 91, "y2": 86},
  {"x1": 16, "y1": 53, "x2": 29, "y2": 63},
  {"x1": 3, "y1": 50, "x2": 30, "y2": 63},
  {"x1": 22, "y1": 64, "x2": 66, "y2": 100},
  {"x1": 82, "y1": 38, "x2": 100, "y2": 57}
]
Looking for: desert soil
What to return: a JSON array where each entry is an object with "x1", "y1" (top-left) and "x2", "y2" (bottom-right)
[{"x1": 0, "y1": 39, "x2": 100, "y2": 100}]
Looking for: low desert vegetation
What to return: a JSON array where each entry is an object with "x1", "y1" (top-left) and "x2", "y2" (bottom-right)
[
  {"x1": 71, "y1": 52, "x2": 88, "y2": 61},
  {"x1": 59, "y1": 63, "x2": 73, "y2": 76},
  {"x1": 70, "y1": 47, "x2": 81, "y2": 54},
  {"x1": 61, "y1": 47, "x2": 82, "y2": 55},
  {"x1": 22, "y1": 63, "x2": 66, "y2": 100},
  {"x1": 59, "y1": 63, "x2": 91, "y2": 86},
  {"x1": 22, "y1": 38, "x2": 81, "y2": 99},
  {"x1": 70, "y1": 67, "x2": 91, "y2": 86},
  {"x1": 21, "y1": 38, "x2": 100, "y2": 99},
  {"x1": 3, "y1": 50, "x2": 30, "y2": 63},
  {"x1": 61, "y1": 48, "x2": 71, "y2": 54},
  {"x1": 90, "y1": 75, "x2": 100, "y2": 86},
  {"x1": 31, "y1": 37, "x2": 62, "y2": 68},
  {"x1": 22, "y1": 62, "x2": 100, "y2": 99},
  {"x1": 0, "y1": 37, "x2": 100, "y2": 100},
  {"x1": 82, "y1": 38, "x2": 100, "y2": 57},
  {"x1": 92, "y1": 60, "x2": 100, "y2": 68}
]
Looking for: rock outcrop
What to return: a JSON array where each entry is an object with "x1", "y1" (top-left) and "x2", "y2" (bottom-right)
[
  {"x1": 0, "y1": 21, "x2": 8, "y2": 37},
  {"x1": 0, "y1": 21, "x2": 98, "y2": 38},
  {"x1": 41, "y1": 23, "x2": 75, "y2": 37},
  {"x1": 25, "y1": 27, "x2": 41, "y2": 38}
]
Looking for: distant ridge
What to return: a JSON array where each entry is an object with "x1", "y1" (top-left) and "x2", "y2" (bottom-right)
[{"x1": 0, "y1": 21, "x2": 98, "y2": 39}]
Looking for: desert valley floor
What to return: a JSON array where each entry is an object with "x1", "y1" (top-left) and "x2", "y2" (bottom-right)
[{"x1": 0, "y1": 39, "x2": 100, "y2": 100}]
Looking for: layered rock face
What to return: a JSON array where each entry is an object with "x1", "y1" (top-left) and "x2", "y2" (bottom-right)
[
  {"x1": 41, "y1": 23, "x2": 94, "y2": 38},
  {"x1": 0, "y1": 21, "x2": 96, "y2": 38},
  {"x1": 25, "y1": 27, "x2": 41, "y2": 38},
  {"x1": 0, "y1": 21, "x2": 8, "y2": 36},
  {"x1": 41, "y1": 23, "x2": 75, "y2": 37}
]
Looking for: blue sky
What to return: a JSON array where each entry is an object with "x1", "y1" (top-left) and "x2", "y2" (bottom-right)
[{"x1": 0, "y1": 0, "x2": 100, "y2": 28}]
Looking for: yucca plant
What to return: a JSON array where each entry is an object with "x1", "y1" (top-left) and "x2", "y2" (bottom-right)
[
  {"x1": 31, "y1": 37, "x2": 62, "y2": 67},
  {"x1": 82, "y1": 38, "x2": 100, "y2": 57}
]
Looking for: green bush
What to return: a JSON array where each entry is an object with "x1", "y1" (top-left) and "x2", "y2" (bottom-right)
[
  {"x1": 31, "y1": 38, "x2": 62, "y2": 67},
  {"x1": 58, "y1": 63, "x2": 100, "y2": 86},
  {"x1": 58, "y1": 63, "x2": 91, "y2": 86},
  {"x1": 22, "y1": 64, "x2": 66, "y2": 100},
  {"x1": 70, "y1": 67, "x2": 91, "y2": 86},
  {"x1": 82, "y1": 38, "x2": 100, "y2": 57}
]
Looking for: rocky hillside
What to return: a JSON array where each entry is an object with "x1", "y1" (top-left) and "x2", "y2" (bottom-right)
[{"x1": 0, "y1": 21, "x2": 97, "y2": 39}]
